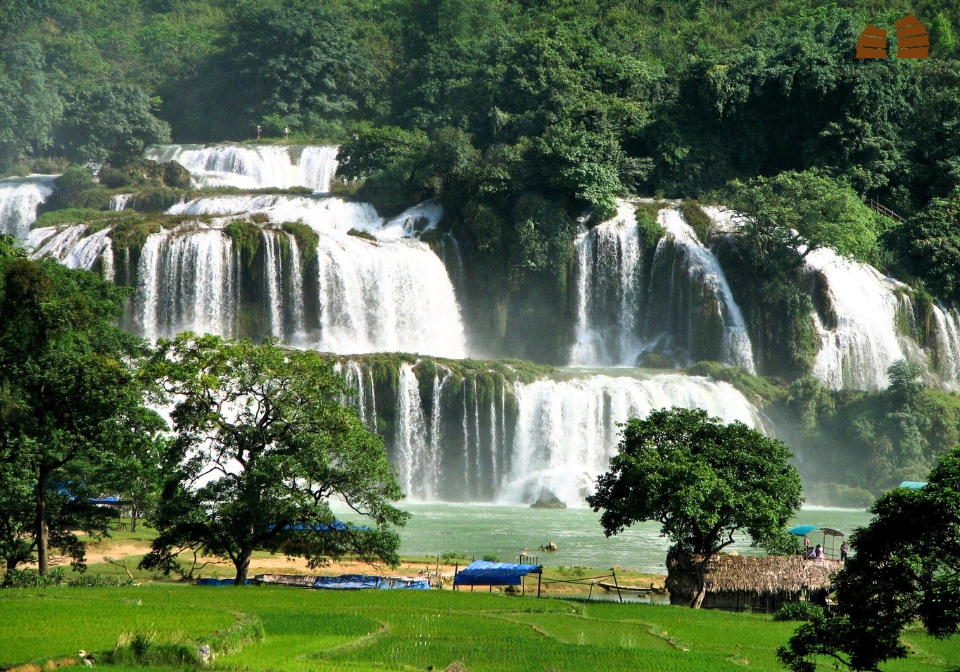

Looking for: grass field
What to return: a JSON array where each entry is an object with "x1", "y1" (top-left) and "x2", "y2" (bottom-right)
[{"x1": 3, "y1": 584, "x2": 960, "y2": 671}]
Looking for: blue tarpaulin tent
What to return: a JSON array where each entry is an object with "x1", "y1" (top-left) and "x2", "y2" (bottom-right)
[
  {"x1": 454, "y1": 560, "x2": 543, "y2": 595},
  {"x1": 197, "y1": 578, "x2": 254, "y2": 586}
]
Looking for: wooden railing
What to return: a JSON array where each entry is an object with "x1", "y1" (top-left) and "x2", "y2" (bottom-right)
[{"x1": 868, "y1": 198, "x2": 905, "y2": 223}]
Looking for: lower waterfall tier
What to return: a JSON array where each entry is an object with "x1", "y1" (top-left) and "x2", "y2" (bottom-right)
[{"x1": 340, "y1": 358, "x2": 764, "y2": 506}]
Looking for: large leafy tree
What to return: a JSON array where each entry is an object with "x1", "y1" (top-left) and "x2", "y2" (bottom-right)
[
  {"x1": 0, "y1": 237, "x2": 155, "y2": 574},
  {"x1": 56, "y1": 83, "x2": 170, "y2": 166},
  {"x1": 140, "y1": 334, "x2": 409, "y2": 585},
  {"x1": 778, "y1": 446, "x2": 960, "y2": 671},
  {"x1": 587, "y1": 407, "x2": 802, "y2": 607}
]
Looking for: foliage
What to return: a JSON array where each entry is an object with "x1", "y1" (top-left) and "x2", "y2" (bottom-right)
[
  {"x1": 56, "y1": 84, "x2": 171, "y2": 166},
  {"x1": 0, "y1": 252, "x2": 156, "y2": 574},
  {"x1": 587, "y1": 407, "x2": 802, "y2": 606},
  {"x1": 885, "y1": 186, "x2": 960, "y2": 304},
  {"x1": 773, "y1": 601, "x2": 825, "y2": 623},
  {"x1": 2, "y1": 567, "x2": 64, "y2": 589},
  {"x1": 140, "y1": 334, "x2": 409, "y2": 585},
  {"x1": 682, "y1": 361, "x2": 787, "y2": 405},
  {"x1": 680, "y1": 199, "x2": 712, "y2": 244},
  {"x1": 776, "y1": 362, "x2": 960, "y2": 494},
  {"x1": 778, "y1": 446, "x2": 960, "y2": 671}
]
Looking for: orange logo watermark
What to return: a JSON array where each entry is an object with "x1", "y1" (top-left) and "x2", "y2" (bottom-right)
[{"x1": 856, "y1": 14, "x2": 929, "y2": 59}]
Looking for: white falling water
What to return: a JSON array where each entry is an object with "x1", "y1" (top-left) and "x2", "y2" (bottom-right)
[
  {"x1": 27, "y1": 225, "x2": 115, "y2": 281},
  {"x1": 571, "y1": 201, "x2": 755, "y2": 371},
  {"x1": 0, "y1": 175, "x2": 57, "y2": 240},
  {"x1": 396, "y1": 364, "x2": 431, "y2": 499},
  {"x1": 570, "y1": 202, "x2": 644, "y2": 365},
  {"x1": 262, "y1": 231, "x2": 284, "y2": 337},
  {"x1": 136, "y1": 225, "x2": 237, "y2": 341},
  {"x1": 110, "y1": 194, "x2": 132, "y2": 211},
  {"x1": 657, "y1": 209, "x2": 756, "y2": 372},
  {"x1": 499, "y1": 371, "x2": 764, "y2": 506},
  {"x1": 168, "y1": 195, "x2": 464, "y2": 358},
  {"x1": 805, "y1": 247, "x2": 925, "y2": 390},
  {"x1": 286, "y1": 233, "x2": 306, "y2": 342},
  {"x1": 932, "y1": 304, "x2": 960, "y2": 390},
  {"x1": 146, "y1": 144, "x2": 339, "y2": 192}
]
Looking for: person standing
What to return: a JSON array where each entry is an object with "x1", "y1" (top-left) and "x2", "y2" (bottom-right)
[
  {"x1": 803, "y1": 535, "x2": 812, "y2": 558},
  {"x1": 840, "y1": 541, "x2": 849, "y2": 561}
]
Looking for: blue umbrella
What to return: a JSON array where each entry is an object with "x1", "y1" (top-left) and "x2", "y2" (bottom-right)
[{"x1": 788, "y1": 524, "x2": 819, "y2": 536}]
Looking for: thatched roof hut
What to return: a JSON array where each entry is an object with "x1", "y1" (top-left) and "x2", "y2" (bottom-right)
[{"x1": 666, "y1": 552, "x2": 843, "y2": 612}]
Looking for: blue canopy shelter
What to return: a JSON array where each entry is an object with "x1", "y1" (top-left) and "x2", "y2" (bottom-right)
[
  {"x1": 899, "y1": 481, "x2": 927, "y2": 490},
  {"x1": 788, "y1": 525, "x2": 845, "y2": 560},
  {"x1": 454, "y1": 560, "x2": 543, "y2": 596}
]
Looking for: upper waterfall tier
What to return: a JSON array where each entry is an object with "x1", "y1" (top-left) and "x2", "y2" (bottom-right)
[
  {"x1": 570, "y1": 201, "x2": 756, "y2": 372},
  {"x1": 341, "y1": 359, "x2": 764, "y2": 506},
  {"x1": 0, "y1": 175, "x2": 57, "y2": 240},
  {"x1": 28, "y1": 196, "x2": 467, "y2": 359},
  {"x1": 145, "y1": 144, "x2": 339, "y2": 192}
]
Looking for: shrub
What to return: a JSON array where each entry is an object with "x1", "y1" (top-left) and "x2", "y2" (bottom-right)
[
  {"x1": 482, "y1": 554, "x2": 500, "y2": 563},
  {"x1": 441, "y1": 552, "x2": 467, "y2": 564},
  {"x1": 680, "y1": 198, "x2": 712, "y2": 244},
  {"x1": 348, "y1": 228, "x2": 377, "y2": 241},
  {"x1": 773, "y1": 601, "x2": 825, "y2": 622},
  {"x1": 3, "y1": 567, "x2": 65, "y2": 588}
]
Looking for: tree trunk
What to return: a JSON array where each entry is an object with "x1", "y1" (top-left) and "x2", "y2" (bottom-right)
[
  {"x1": 36, "y1": 469, "x2": 50, "y2": 575},
  {"x1": 130, "y1": 503, "x2": 139, "y2": 532},
  {"x1": 234, "y1": 553, "x2": 251, "y2": 585},
  {"x1": 688, "y1": 553, "x2": 712, "y2": 609}
]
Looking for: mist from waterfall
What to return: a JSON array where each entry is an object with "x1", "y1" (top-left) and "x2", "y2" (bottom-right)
[
  {"x1": 145, "y1": 144, "x2": 339, "y2": 192},
  {"x1": 0, "y1": 176, "x2": 57, "y2": 240}
]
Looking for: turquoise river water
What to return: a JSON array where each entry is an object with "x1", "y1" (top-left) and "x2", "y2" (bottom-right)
[{"x1": 340, "y1": 503, "x2": 873, "y2": 575}]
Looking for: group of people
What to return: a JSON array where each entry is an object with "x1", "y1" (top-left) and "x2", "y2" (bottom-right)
[{"x1": 803, "y1": 536, "x2": 850, "y2": 561}]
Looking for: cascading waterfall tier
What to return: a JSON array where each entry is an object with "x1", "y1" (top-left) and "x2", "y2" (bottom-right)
[
  {"x1": 145, "y1": 144, "x2": 338, "y2": 192},
  {"x1": 29, "y1": 196, "x2": 467, "y2": 359},
  {"x1": 571, "y1": 201, "x2": 755, "y2": 372},
  {"x1": 341, "y1": 358, "x2": 764, "y2": 505},
  {"x1": 805, "y1": 246, "x2": 960, "y2": 390},
  {"x1": 0, "y1": 175, "x2": 57, "y2": 240}
]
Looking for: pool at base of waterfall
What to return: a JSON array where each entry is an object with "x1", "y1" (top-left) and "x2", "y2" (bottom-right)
[{"x1": 332, "y1": 502, "x2": 872, "y2": 574}]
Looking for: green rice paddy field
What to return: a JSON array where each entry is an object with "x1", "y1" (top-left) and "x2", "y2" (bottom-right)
[{"x1": 3, "y1": 584, "x2": 960, "y2": 671}]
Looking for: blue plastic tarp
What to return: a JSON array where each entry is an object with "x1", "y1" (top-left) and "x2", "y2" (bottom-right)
[
  {"x1": 899, "y1": 481, "x2": 927, "y2": 490},
  {"x1": 788, "y1": 525, "x2": 820, "y2": 536},
  {"x1": 454, "y1": 561, "x2": 542, "y2": 587},
  {"x1": 312, "y1": 575, "x2": 430, "y2": 590}
]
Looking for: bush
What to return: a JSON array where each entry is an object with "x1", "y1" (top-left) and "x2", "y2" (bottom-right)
[
  {"x1": 680, "y1": 198, "x2": 712, "y2": 244},
  {"x1": 482, "y1": 554, "x2": 500, "y2": 562},
  {"x1": 3, "y1": 567, "x2": 65, "y2": 588},
  {"x1": 773, "y1": 601, "x2": 825, "y2": 622},
  {"x1": 441, "y1": 551, "x2": 467, "y2": 564}
]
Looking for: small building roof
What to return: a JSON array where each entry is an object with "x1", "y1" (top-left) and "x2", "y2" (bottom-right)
[
  {"x1": 667, "y1": 553, "x2": 841, "y2": 595},
  {"x1": 454, "y1": 560, "x2": 542, "y2": 587}
]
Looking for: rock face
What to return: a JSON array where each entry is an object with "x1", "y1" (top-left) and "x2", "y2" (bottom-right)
[{"x1": 531, "y1": 492, "x2": 567, "y2": 509}]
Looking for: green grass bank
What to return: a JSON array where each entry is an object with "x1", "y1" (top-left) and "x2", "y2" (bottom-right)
[{"x1": 3, "y1": 584, "x2": 960, "y2": 672}]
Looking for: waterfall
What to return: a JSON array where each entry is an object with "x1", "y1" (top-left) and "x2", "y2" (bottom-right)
[
  {"x1": 262, "y1": 231, "x2": 284, "y2": 337},
  {"x1": 110, "y1": 194, "x2": 132, "y2": 211},
  {"x1": 570, "y1": 202, "x2": 644, "y2": 366},
  {"x1": 286, "y1": 233, "x2": 306, "y2": 342},
  {"x1": 146, "y1": 144, "x2": 339, "y2": 192},
  {"x1": 135, "y1": 225, "x2": 237, "y2": 341},
  {"x1": 500, "y1": 371, "x2": 764, "y2": 505},
  {"x1": 570, "y1": 201, "x2": 755, "y2": 371},
  {"x1": 805, "y1": 247, "x2": 927, "y2": 390},
  {"x1": 0, "y1": 175, "x2": 57, "y2": 240},
  {"x1": 396, "y1": 364, "x2": 431, "y2": 499},
  {"x1": 932, "y1": 304, "x2": 960, "y2": 390},
  {"x1": 357, "y1": 359, "x2": 765, "y2": 506},
  {"x1": 28, "y1": 225, "x2": 114, "y2": 280}
]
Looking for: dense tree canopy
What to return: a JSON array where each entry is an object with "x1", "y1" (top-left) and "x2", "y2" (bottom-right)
[
  {"x1": 140, "y1": 334, "x2": 409, "y2": 585},
  {"x1": 0, "y1": 235, "x2": 158, "y2": 574},
  {"x1": 587, "y1": 407, "x2": 802, "y2": 607}
]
